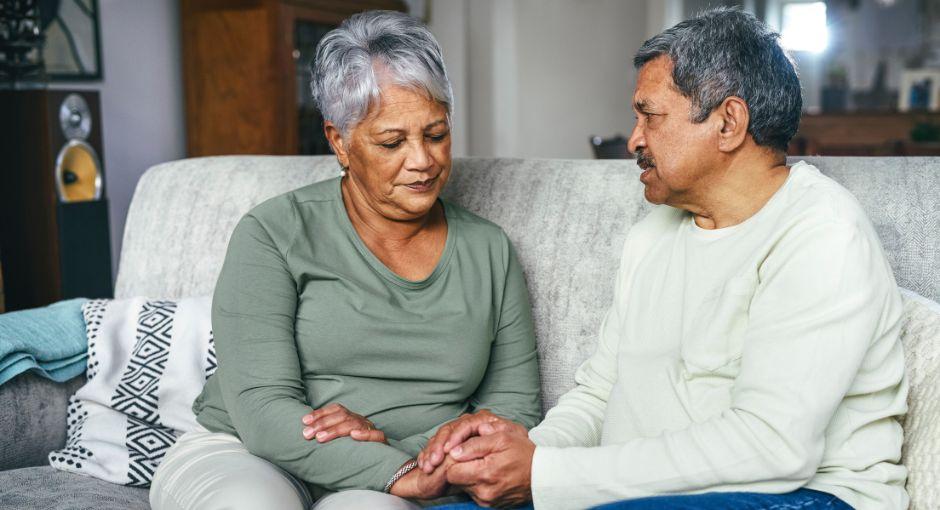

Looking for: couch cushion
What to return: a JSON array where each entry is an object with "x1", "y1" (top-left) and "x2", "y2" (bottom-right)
[
  {"x1": 0, "y1": 372, "x2": 83, "y2": 471},
  {"x1": 0, "y1": 466, "x2": 149, "y2": 509},
  {"x1": 899, "y1": 289, "x2": 940, "y2": 509}
]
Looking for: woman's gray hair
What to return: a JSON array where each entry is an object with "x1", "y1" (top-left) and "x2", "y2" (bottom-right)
[
  {"x1": 311, "y1": 10, "x2": 453, "y2": 136},
  {"x1": 634, "y1": 7, "x2": 802, "y2": 152}
]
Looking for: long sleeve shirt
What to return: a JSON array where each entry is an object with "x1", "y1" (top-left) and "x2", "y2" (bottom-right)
[
  {"x1": 193, "y1": 177, "x2": 541, "y2": 496},
  {"x1": 529, "y1": 161, "x2": 908, "y2": 510}
]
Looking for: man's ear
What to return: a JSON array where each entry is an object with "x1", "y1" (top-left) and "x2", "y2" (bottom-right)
[
  {"x1": 324, "y1": 121, "x2": 350, "y2": 168},
  {"x1": 716, "y1": 96, "x2": 749, "y2": 153}
]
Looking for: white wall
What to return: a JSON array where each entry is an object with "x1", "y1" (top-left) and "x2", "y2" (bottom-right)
[
  {"x1": 514, "y1": 0, "x2": 648, "y2": 159},
  {"x1": 427, "y1": 0, "x2": 469, "y2": 156},
  {"x1": 430, "y1": 0, "x2": 650, "y2": 159},
  {"x1": 51, "y1": 0, "x2": 186, "y2": 282}
]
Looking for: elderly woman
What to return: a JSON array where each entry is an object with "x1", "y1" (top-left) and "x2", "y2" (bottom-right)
[{"x1": 149, "y1": 10, "x2": 541, "y2": 510}]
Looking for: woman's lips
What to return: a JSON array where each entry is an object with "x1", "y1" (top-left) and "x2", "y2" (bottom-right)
[{"x1": 404, "y1": 176, "x2": 438, "y2": 192}]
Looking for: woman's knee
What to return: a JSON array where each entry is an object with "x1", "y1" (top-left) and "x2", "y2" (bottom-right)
[
  {"x1": 150, "y1": 433, "x2": 310, "y2": 510},
  {"x1": 312, "y1": 490, "x2": 422, "y2": 510},
  {"x1": 153, "y1": 464, "x2": 310, "y2": 510}
]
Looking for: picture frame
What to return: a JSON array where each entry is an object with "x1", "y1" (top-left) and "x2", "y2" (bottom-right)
[
  {"x1": 898, "y1": 68, "x2": 940, "y2": 112},
  {"x1": 41, "y1": 0, "x2": 102, "y2": 81}
]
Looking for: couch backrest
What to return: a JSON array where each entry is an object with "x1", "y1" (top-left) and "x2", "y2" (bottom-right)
[{"x1": 116, "y1": 156, "x2": 940, "y2": 409}]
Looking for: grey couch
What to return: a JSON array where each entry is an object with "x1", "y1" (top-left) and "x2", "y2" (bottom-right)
[{"x1": 1, "y1": 156, "x2": 938, "y2": 509}]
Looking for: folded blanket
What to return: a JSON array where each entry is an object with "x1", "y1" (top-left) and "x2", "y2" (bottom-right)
[{"x1": 0, "y1": 298, "x2": 88, "y2": 386}]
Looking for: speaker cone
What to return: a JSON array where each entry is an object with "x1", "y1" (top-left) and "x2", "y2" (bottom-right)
[{"x1": 55, "y1": 140, "x2": 103, "y2": 202}]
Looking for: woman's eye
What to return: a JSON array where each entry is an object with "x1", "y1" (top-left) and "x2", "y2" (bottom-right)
[
  {"x1": 427, "y1": 132, "x2": 449, "y2": 142},
  {"x1": 380, "y1": 140, "x2": 403, "y2": 149}
]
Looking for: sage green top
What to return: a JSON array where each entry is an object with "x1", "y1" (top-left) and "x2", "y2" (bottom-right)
[{"x1": 192, "y1": 177, "x2": 541, "y2": 495}]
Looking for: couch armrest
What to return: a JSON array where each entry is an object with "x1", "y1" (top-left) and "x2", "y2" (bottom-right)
[{"x1": 0, "y1": 371, "x2": 84, "y2": 471}]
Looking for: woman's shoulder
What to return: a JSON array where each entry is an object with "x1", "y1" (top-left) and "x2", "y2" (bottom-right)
[
  {"x1": 237, "y1": 177, "x2": 340, "y2": 242},
  {"x1": 248, "y1": 178, "x2": 337, "y2": 216}
]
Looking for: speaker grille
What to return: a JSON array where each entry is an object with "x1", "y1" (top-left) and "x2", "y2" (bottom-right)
[{"x1": 55, "y1": 140, "x2": 103, "y2": 202}]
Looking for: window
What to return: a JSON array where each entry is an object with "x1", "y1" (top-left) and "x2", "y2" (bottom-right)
[{"x1": 779, "y1": 1, "x2": 828, "y2": 53}]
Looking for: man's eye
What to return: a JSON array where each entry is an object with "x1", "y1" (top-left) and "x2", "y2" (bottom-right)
[{"x1": 381, "y1": 140, "x2": 403, "y2": 149}]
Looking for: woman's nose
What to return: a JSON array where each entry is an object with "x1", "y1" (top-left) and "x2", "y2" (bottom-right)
[{"x1": 405, "y1": 141, "x2": 433, "y2": 171}]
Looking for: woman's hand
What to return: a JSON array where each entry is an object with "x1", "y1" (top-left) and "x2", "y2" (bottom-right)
[
  {"x1": 301, "y1": 403, "x2": 387, "y2": 443},
  {"x1": 417, "y1": 409, "x2": 504, "y2": 473},
  {"x1": 389, "y1": 455, "x2": 459, "y2": 500}
]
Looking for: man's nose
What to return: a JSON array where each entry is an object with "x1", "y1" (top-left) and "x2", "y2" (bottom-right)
[{"x1": 628, "y1": 124, "x2": 645, "y2": 155}]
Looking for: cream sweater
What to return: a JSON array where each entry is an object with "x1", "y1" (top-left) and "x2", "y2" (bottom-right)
[{"x1": 529, "y1": 162, "x2": 908, "y2": 510}]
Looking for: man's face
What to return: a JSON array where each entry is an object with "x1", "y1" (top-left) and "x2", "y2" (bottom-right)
[{"x1": 628, "y1": 56, "x2": 718, "y2": 206}]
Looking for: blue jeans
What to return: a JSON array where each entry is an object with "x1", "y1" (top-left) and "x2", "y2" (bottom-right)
[
  {"x1": 593, "y1": 488, "x2": 852, "y2": 509},
  {"x1": 427, "y1": 488, "x2": 851, "y2": 510}
]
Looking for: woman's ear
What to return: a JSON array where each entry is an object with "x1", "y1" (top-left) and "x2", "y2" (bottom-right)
[
  {"x1": 324, "y1": 121, "x2": 350, "y2": 168},
  {"x1": 716, "y1": 96, "x2": 749, "y2": 153}
]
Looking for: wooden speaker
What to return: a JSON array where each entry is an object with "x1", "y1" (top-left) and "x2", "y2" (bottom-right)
[{"x1": 0, "y1": 89, "x2": 113, "y2": 312}]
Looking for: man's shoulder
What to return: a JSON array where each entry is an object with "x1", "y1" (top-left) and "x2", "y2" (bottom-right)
[
  {"x1": 625, "y1": 205, "x2": 686, "y2": 247},
  {"x1": 784, "y1": 162, "x2": 872, "y2": 231}
]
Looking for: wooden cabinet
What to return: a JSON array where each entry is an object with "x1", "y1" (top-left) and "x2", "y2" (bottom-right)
[
  {"x1": 180, "y1": 0, "x2": 405, "y2": 157},
  {"x1": 789, "y1": 112, "x2": 940, "y2": 156}
]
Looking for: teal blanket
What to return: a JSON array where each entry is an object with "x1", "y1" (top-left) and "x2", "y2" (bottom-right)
[{"x1": 0, "y1": 298, "x2": 88, "y2": 386}]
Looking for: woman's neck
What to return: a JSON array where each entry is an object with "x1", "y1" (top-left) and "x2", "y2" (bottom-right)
[{"x1": 340, "y1": 177, "x2": 442, "y2": 245}]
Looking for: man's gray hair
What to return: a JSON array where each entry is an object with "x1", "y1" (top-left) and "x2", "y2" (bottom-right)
[
  {"x1": 634, "y1": 7, "x2": 801, "y2": 152},
  {"x1": 311, "y1": 10, "x2": 453, "y2": 137}
]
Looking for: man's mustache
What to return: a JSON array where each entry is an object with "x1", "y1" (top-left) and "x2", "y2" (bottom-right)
[{"x1": 636, "y1": 150, "x2": 656, "y2": 170}]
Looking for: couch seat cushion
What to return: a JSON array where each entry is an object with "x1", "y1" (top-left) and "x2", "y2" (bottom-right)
[{"x1": 0, "y1": 466, "x2": 149, "y2": 509}]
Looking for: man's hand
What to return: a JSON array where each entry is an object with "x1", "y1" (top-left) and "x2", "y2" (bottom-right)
[
  {"x1": 300, "y1": 403, "x2": 386, "y2": 443},
  {"x1": 389, "y1": 455, "x2": 459, "y2": 500},
  {"x1": 418, "y1": 410, "x2": 507, "y2": 473},
  {"x1": 446, "y1": 420, "x2": 535, "y2": 507}
]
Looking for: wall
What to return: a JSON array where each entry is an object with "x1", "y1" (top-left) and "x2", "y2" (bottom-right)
[
  {"x1": 430, "y1": 0, "x2": 650, "y2": 159},
  {"x1": 50, "y1": 0, "x2": 186, "y2": 281},
  {"x1": 514, "y1": 0, "x2": 648, "y2": 159},
  {"x1": 426, "y1": 0, "x2": 469, "y2": 156}
]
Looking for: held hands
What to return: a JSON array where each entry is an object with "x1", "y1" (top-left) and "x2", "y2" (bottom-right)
[
  {"x1": 389, "y1": 454, "x2": 460, "y2": 500},
  {"x1": 418, "y1": 409, "x2": 504, "y2": 473},
  {"x1": 299, "y1": 406, "x2": 535, "y2": 504},
  {"x1": 300, "y1": 403, "x2": 387, "y2": 444},
  {"x1": 417, "y1": 410, "x2": 535, "y2": 507},
  {"x1": 446, "y1": 420, "x2": 535, "y2": 507}
]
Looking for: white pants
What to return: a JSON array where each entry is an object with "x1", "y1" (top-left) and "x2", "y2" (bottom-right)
[{"x1": 150, "y1": 425, "x2": 421, "y2": 510}]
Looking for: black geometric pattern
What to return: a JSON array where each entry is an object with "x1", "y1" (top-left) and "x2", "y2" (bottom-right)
[
  {"x1": 48, "y1": 396, "x2": 94, "y2": 471},
  {"x1": 125, "y1": 415, "x2": 177, "y2": 487},
  {"x1": 110, "y1": 300, "x2": 176, "y2": 487},
  {"x1": 82, "y1": 299, "x2": 108, "y2": 380},
  {"x1": 111, "y1": 301, "x2": 175, "y2": 423},
  {"x1": 205, "y1": 329, "x2": 217, "y2": 380}
]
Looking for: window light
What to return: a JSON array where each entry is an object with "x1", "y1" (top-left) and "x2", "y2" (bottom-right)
[{"x1": 780, "y1": 1, "x2": 829, "y2": 54}]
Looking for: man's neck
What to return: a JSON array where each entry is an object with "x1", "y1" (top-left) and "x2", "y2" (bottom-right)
[{"x1": 678, "y1": 151, "x2": 790, "y2": 230}]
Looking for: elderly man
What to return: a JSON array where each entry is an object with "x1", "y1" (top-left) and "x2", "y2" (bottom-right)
[{"x1": 417, "y1": 8, "x2": 908, "y2": 510}]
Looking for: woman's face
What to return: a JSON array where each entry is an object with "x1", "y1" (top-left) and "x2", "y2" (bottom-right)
[{"x1": 327, "y1": 84, "x2": 451, "y2": 221}]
